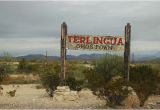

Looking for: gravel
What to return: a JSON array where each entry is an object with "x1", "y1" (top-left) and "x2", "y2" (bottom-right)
[{"x1": 0, "y1": 84, "x2": 106, "y2": 109}]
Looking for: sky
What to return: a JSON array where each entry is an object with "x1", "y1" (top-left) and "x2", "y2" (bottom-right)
[{"x1": 0, "y1": 1, "x2": 160, "y2": 56}]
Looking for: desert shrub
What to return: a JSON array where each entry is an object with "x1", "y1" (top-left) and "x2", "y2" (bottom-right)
[
  {"x1": 66, "y1": 62, "x2": 86, "y2": 80},
  {"x1": 40, "y1": 70, "x2": 60, "y2": 97},
  {"x1": 94, "y1": 55, "x2": 124, "y2": 80},
  {"x1": 2, "y1": 51, "x2": 15, "y2": 62},
  {"x1": 130, "y1": 65, "x2": 160, "y2": 106},
  {"x1": 103, "y1": 77, "x2": 129, "y2": 107},
  {"x1": 85, "y1": 55, "x2": 124, "y2": 89},
  {"x1": 84, "y1": 55, "x2": 129, "y2": 107},
  {"x1": 66, "y1": 77, "x2": 84, "y2": 91},
  {"x1": 18, "y1": 58, "x2": 41, "y2": 73},
  {"x1": 85, "y1": 69, "x2": 129, "y2": 107},
  {"x1": 35, "y1": 84, "x2": 44, "y2": 89},
  {"x1": 26, "y1": 63, "x2": 41, "y2": 73},
  {"x1": 39, "y1": 66, "x2": 60, "y2": 97},
  {"x1": 0, "y1": 63, "x2": 14, "y2": 84},
  {"x1": 18, "y1": 58, "x2": 28, "y2": 72},
  {"x1": 0, "y1": 64, "x2": 8, "y2": 84},
  {"x1": 39, "y1": 61, "x2": 87, "y2": 96},
  {"x1": 66, "y1": 62, "x2": 87, "y2": 91}
]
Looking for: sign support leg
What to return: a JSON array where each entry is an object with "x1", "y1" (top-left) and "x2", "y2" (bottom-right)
[
  {"x1": 60, "y1": 22, "x2": 67, "y2": 86},
  {"x1": 124, "y1": 23, "x2": 131, "y2": 81}
]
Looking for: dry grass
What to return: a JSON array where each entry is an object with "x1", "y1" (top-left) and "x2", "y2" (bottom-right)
[{"x1": 2, "y1": 74, "x2": 40, "y2": 84}]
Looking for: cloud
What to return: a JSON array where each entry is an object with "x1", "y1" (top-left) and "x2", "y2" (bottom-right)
[{"x1": 0, "y1": 1, "x2": 160, "y2": 56}]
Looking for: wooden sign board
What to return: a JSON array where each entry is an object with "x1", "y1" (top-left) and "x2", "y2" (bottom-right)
[{"x1": 66, "y1": 35, "x2": 125, "y2": 51}]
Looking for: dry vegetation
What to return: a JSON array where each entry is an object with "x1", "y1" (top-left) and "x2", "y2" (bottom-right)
[{"x1": 0, "y1": 54, "x2": 160, "y2": 109}]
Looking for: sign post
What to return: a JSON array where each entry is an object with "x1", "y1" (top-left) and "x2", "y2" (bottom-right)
[
  {"x1": 60, "y1": 22, "x2": 67, "y2": 86},
  {"x1": 124, "y1": 23, "x2": 131, "y2": 81},
  {"x1": 59, "y1": 22, "x2": 131, "y2": 85}
]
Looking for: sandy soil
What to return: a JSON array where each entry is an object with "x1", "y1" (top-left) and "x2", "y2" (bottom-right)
[{"x1": 0, "y1": 84, "x2": 106, "y2": 109}]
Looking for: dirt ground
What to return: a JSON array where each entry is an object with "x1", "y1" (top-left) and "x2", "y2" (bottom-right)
[{"x1": 0, "y1": 84, "x2": 106, "y2": 109}]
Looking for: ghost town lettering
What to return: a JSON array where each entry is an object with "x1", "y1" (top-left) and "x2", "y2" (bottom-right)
[{"x1": 66, "y1": 35, "x2": 125, "y2": 51}]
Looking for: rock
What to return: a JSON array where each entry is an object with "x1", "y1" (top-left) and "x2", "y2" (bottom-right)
[
  {"x1": 53, "y1": 86, "x2": 79, "y2": 101},
  {"x1": 57, "y1": 86, "x2": 70, "y2": 92},
  {"x1": 121, "y1": 87, "x2": 140, "y2": 108},
  {"x1": 54, "y1": 95, "x2": 64, "y2": 101},
  {"x1": 70, "y1": 91, "x2": 78, "y2": 95},
  {"x1": 62, "y1": 91, "x2": 71, "y2": 96},
  {"x1": 64, "y1": 95, "x2": 78, "y2": 101},
  {"x1": 78, "y1": 88, "x2": 95, "y2": 98}
]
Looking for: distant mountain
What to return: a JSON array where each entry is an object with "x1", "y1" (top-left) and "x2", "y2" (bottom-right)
[
  {"x1": 17, "y1": 54, "x2": 45, "y2": 60},
  {"x1": 0, "y1": 51, "x2": 160, "y2": 62},
  {"x1": 15, "y1": 53, "x2": 106, "y2": 61},
  {"x1": 78, "y1": 53, "x2": 105, "y2": 60},
  {"x1": 134, "y1": 51, "x2": 160, "y2": 61},
  {"x1": 16, "y1": 54, "x2": 59, "y2": 61}
]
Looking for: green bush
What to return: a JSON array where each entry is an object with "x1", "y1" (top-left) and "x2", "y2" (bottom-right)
[
  {"x1": 104, "y1": 77, "x2": 129, "y2": 107},
  {"x1": 18, "y1": 58, "x2": 41, "y2": 73},
  {"x1": 18, "y1": 58, "x2": 28, "y2": 72},
  {"x1": 84, "y1": 55, "x2": 128, "y2": 107},
  {"x1": 39, "y1": 61, "x2": 87, "y2": 96},
  {"x1": 66, "y1": 77, "x2": 84, "y2": 91},
  {"x1": 39, "y1": 66, "x2": 60, "y2": 97},
  {"x1": 66, "y1": 62, "x2": 86, "y2": 80},
  {"x1": 2, "y1": 51, "x2": 15, "y2": 62},
  {"x1": 130, "y1": 65, "x2": 160, "y2": 106},
  {"x1": 0, "y1": 63, "x2": 11, "y2": 84},
  {"x1": 0, "y1": 64, "x2": 8, "y2": 84},
  {"x1": 94, "y1": 55, "x2": 124, "y2": 81},
  {"x1": 66, "y1": 62, "x2": 87, "y2": 91},
  {"x1": 85, "y1": 55, "x2": 124, "y2": 89}
]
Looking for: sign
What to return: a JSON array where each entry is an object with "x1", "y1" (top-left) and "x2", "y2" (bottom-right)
[
  {"x1": 66, "y1": 35, "x2": 125, "y2": 51},
  {"x1": 60, "y1": 22, "x2": 131, "y2": 85}
]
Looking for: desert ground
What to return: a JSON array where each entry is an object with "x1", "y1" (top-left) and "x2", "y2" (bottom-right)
[{"x1": 0, "y1": 84, "x2": 106, "y2": 109}]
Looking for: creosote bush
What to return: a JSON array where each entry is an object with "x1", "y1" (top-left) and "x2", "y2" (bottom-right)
[
  {"x1": 18, "y1": 58, "x2": 40, "y2": 73},
  {"x1": 130, "y1": 65, "x2": 160, "y2": 106},
  {"x1": 84, "y1": 55, "x2": 129, "y2": 107},
  {"x1": 39, "y1": 63, "x2": 60, "y2": 97},
  {"x1": 39, "y1": 61, "x2": 86, "y2": 96},
  {"x1": 0, "y1": 63, "x2": 13, "y2": 84},
  {"x1": 66, "y1": 77, "x2": 84, "y2": 91},
  {"x1": 66, "y1": 62, "x2": 86, "y2": 91}
]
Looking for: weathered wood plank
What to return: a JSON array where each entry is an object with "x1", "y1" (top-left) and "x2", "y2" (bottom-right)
[
  {"x1": 124, "y1": 23, "x2": 131, "y2": 81},
  {"x1": 60, "y1": 22, "x2": 67, "y2": 86}
]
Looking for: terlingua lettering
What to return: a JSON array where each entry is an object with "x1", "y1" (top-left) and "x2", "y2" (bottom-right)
[{"x1": 67, "y1": 35, "x2": 124, "y2": 46}]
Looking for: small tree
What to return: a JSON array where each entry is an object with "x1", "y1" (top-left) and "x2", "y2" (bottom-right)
[
  {"x1": 0, "y1": 64, "x2": 9, "y2": 84},
  {"x1": 130, "y1": 65, "x2": 160, "y2": 106}
]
